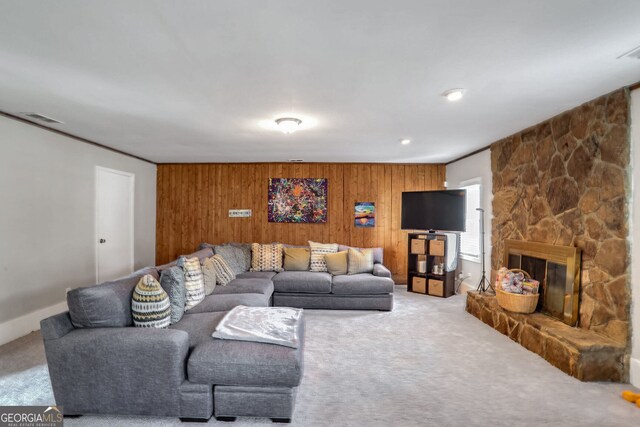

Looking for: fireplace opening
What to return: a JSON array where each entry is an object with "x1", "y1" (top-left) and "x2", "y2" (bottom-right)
[{"x1": 503, "y1": 240, "x2": 581, "y2": 326}]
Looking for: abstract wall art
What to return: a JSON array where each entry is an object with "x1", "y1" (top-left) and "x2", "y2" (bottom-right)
[
  {"x1": 268, "y1": 178, "x2": 328, "y2": 223},
  {"x1": 354, "y1": 202, "x2": 375, "y2": 227}
]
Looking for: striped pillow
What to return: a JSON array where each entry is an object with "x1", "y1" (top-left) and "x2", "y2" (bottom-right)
[
  {"x1": 309, "y1": 241, "x2": 339, "y2": 272},
  {"x1": 347, "y1": 248, "x2": 374, "y2": 274},
  {"x1": 132, "y1": 274, "x2": 171, "y2": 328},
  {"x1": 251, "y1": 243, "x2": 284, "y2": 272},
  {"x1": 178, "y1": 256, "x2": 205, "y2": 311},
  {"x1": 211, "y1": 254, "x2": 236, "y2": 286}
]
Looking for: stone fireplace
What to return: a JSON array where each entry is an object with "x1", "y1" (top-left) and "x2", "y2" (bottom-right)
[{"x1": 466, "y1": 87, "x2": 631, "y2": 381}]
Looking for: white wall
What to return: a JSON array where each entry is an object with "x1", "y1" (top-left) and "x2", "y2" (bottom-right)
[
  {"x1": 630, "y1": 88, "x2": 640, "y2": 387},
  {"x1": 446, "y1": 149, "x2": 492, "y2": 293},
  {"x1": 0, "y1": 115, "x2": 156, "y2": 344}
]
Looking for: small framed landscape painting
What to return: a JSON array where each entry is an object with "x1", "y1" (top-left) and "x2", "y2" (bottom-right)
[
  {"x1": 268, "y1": 178, "x2": 328, "y2": 223},
  {"x1": 354, "y1": 202, "x2": 375, "y2": 227}
]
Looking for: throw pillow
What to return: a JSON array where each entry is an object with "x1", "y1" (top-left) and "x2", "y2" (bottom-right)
[
  {"x1": 229, "y1": 243, "x2": 252, "y2": 273},
  {"x1": 202, "y1": 256, "x2": 217, "y2": 294},
  {"x1": 132, "y1": 274, "x2": 171, "y2": 328},
  {"x1": 325, "y1": 251, "x2": 348, "y2": 275},
  {"x1": 284, "y1": 247, "x2": 310, "y2": 271},
  {"x1": 251, "y1": 243, "x2": 284, "y2": 272},
  {"x1": 177, "y1": 256, "x2": 206, "y2": 311},
  {"x1": 308, "y1": 241, "x2": 339, "y2": 272},
  {"x1": 159, "y1": 266, "x2": 186, "y2": 325},
  {"x1": 347, "y1": 248, "x2": 374, "y2": 275},
  {"x1": 214, "y1": 244, "x2": 244, "y2": 275},
  {"x1": 211, "y1": 254, "x2": 236, "y2": 286}
]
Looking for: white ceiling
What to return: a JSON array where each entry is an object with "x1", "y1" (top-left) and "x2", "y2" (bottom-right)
[{"x1": 1, "y1": 1, "x2": 639, "y2": 164}]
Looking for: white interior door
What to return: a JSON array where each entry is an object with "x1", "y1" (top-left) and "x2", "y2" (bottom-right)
[{"x1": 96, "y1": 166, "x2": 134, "y2": 283}]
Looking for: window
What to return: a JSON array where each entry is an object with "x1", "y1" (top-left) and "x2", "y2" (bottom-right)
[{"x1": 460, "y1": 182, "x2": 481, "y2": 262}]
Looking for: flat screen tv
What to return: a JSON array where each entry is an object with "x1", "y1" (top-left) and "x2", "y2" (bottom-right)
[{"x1": 401, "y1": 189, "x2": 466, "y2": 232}]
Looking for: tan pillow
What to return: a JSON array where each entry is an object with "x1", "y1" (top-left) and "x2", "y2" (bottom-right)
[
  {"x1": 347, "y1": 248, "x2": 374, "y2": 275},
  {"x1": 284, "y1": 247, "x2": 310, "y2": 271},
  {"x1": 325, "y1": 251, "x2": 348, "y2": 276},
  {"x1": 202, "y1": 257, "x2": 217, "y2": 295}
]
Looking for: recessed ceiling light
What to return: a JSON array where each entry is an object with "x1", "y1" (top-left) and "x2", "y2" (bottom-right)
[
  {"x1": 442, "y1": 88, "x2": 465, "y2": 102},
  {"x1": 400, "y1": 139, "x2": 411, "y2": 145},
  {"x1": 275, "y1": 117, "x2": 302, "y2": 134}
]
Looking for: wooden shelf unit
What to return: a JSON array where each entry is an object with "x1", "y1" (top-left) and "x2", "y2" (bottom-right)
[{"x1": 406, "y1": 232, "x2": 458, "y2": 298}]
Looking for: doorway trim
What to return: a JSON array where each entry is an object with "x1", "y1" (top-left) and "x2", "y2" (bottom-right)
[{"x1": 95, "y1": 166, "x2": 135, "y2": 283}]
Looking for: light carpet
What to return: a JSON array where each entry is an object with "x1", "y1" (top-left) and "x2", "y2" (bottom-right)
[{"x1": 1, "y1": 287, "x2": 638, "y2": 426}]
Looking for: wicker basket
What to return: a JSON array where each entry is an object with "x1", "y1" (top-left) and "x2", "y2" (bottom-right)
[{"x1": 495, "y1": 268, "x2": 539, "y2": 314}]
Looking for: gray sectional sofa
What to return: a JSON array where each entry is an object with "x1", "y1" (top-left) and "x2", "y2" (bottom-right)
[{"x1": 41, "y1": 243, "x2": 394, "y2": 422}]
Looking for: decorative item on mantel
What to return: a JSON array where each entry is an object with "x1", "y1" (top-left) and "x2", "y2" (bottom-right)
[{"x1": 494, "y1": 267, "x2": 540, "y2": 314}]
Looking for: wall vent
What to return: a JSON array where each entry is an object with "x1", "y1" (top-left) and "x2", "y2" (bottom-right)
[
  {"x1": 288, "y1": 159, "x2": 304, "y2": 162},
  {"x1": 21, "y1": 112, "x2": 64, "y2": 124},
  {"x1": 618, "y1": 45, "x2": 640, "y2": 60}
]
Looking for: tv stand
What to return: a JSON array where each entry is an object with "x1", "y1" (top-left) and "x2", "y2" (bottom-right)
[{"x1": 406, "y1": 232, "x2": 458, "y2": 298}]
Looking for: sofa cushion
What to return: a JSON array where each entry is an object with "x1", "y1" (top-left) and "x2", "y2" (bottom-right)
[
  {"x1": 308, "y1": 241, "x2": 338, "y2": 272},
  {"x1": 283, "y1": 247, "x2": 310, "y2": 271},
  {"x1": 347, "y1": 248, "x2": 374, "y2": 275},
  {"x1": 200, "y1": 243, "x2": 251, "y2": 273},
  {"x1": 237, "y1": 271, "x2": 277, "y2": 280},
  {"x1": 213, "y1": 245, "x2": 244, "y2": 275},
  {"x1": 339, "y1": 245, "x2": 383, "y2": 264},
  {"x1": 210, "y1": 254, "x2": 236, "y2": 286},
  {"x1": 132, "y1": 274, "x2": 171, "y2": 328},
  {"x1": 185, "y1": 247, "x2": 215, "y2": 263},
  {"x1": 251, "y1": 243, "x2": 284, "y2": 272},
  {"x1": 160, "y1": 266, "x2": 186, "y2": 324},
  {"x1": 212, "y1": 278, "x2": 274, "y2": 297},
  {"x1": 67, "y1": 267, "x2": 159, "y2": 328},
  {"x1": 186, "y1": 316, "x2": 305, "y2": 387},
  {"x1": 324, "y1": 251, "x2": 348, "y2": 276},
  {"x1": 272, "y1": 271, "x2": 332, "y2": 294},
  {"x1": 331, "y1": 274, "x2": 394, "y2": 295},
  {"x1": 178, "y1": 256, "x2": 206, "y2": 311},
  {"x1": 170, "y1": 311, "x2": 227, "y2": 349},
  {"x1": 229, "y1": 243, "x2": 252, "y2": 273},
  {"x1": 183, "y1": 293, "x2": 270, "y2": 316}
]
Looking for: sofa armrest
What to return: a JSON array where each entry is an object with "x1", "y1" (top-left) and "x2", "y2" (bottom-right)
[
  {"x1": 43, "y1": 326, "x2": 189, "y2": 416},
  {"x1": 372, "y1": 264, "x2": 392, "y2": 278},
  {"x1": 41, "y1": 311, "x2": 75, "y2": 340}
]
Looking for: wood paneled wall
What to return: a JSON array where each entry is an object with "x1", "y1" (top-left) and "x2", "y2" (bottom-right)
[{"x1": 156, "y1": 163, "x2": 446, "y2": 282}]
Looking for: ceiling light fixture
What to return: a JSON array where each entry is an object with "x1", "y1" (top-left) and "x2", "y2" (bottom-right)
[
  {"x1": 400, "y1": 139, "x2": 411, "y2": 145},
  {"x1": 442, "y1": 88, "x2": 465, "y2": 102},
  {"x1": 275, "y1": 117, "x2": 302, "y2": 134}
]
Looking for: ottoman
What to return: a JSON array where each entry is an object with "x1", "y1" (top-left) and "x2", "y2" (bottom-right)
[{"x1": 186, "y1": 314, "x2": 305, "y2": 422}]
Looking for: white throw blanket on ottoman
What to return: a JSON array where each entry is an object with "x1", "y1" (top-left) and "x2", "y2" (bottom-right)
[{"x1": 212, "y1": 305, "x2": 303, "y2": 348}]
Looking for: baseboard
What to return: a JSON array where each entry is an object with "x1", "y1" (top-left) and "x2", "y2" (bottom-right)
[
  {"x1": 0, "y1": 300, "x2": 68, "y2": 346},
  {"x1": 458, "y1": 280, "x2": 476, "y2": 294},
  {"x1": 631, "y1": 357, "x2": 640, "y2": 388}
]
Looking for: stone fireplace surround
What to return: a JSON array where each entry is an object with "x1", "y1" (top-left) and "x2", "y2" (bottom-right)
[{"x1": 466, "y1": 87, "x2": 631, "y2": 381}]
